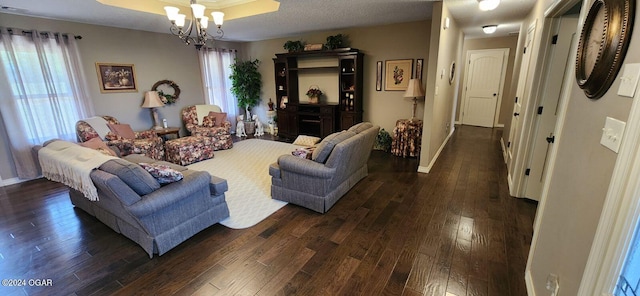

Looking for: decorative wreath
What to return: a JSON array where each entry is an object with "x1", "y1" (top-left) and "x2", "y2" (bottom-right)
[{"x1": 152, "y1": 80, "x2": 180, "y2": 105}]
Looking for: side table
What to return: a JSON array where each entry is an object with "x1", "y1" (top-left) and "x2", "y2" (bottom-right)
[
  {"x1": 153, "y1": 127, "x2": 180, "y2": 140},
  {"x1": 391, "y1": 119, "x2": 423, "y2": 158}
]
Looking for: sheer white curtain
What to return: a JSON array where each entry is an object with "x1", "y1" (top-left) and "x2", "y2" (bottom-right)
[
  {"x1": 0, "y1": 28, "x2": 94, "y2": 179},
  {"x1": 198, "y1": 47, "x2": 238, "y2": 127}
]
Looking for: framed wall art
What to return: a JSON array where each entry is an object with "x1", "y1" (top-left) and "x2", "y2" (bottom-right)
[
  {"x1": 415, "y1": 58, "x2": 424, "y2": 81},
  {"x1": 376, "y1": 61, "x2": 383, "y2": 91},
  {"x1": 96, "y1": 63, "x2": 138, "y2": 93},
  {"x1": 385, "y1": 59, "x2": 413, "y2": 91}
]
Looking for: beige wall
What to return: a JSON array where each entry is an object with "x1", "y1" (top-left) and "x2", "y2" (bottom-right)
[
  {"x1": 527, "y1": 1, "x2": 640, "y2": 295},
  {"x1": 419, "y1": 1, "x2": 464, "y2": 169},
  {"x1": 241, "y1": 20, "x2": 431, "y2": 134},
  {"x1": 0, "y1": 13, "x2": 242, "y2": 181},
  {"x1": 0, "y1": 14, "x2": 429, "y2": 181},
  {"x1": 456, "y1": 36, "x2": 519, "y2": 126}
]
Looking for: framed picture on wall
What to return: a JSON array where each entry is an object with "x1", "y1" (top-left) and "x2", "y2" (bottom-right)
[
  {"x1": 95, "y1": 63, "x2": 138, "y2": 93},
  {"x1": 376, "y1": 61, "x2": 383, "y2": 91},
  {"x1": 385, "y1": 59, "x2": 413, "y2": 91},
  {"x1": 416, "y1": 58, "x2": 424, "y2": 81}
]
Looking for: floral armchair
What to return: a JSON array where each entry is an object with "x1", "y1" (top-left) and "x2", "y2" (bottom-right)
[
  {"x1": 181, "y1": 105, "x2": 233, "y2": 150},
  {"x1": 76, "y1": 116, "x2": 165, "y2": 160}
]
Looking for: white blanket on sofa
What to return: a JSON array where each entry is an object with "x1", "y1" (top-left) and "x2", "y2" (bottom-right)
[{"x1": 38, "y1": 140, "x2": 117, "y2": 201}]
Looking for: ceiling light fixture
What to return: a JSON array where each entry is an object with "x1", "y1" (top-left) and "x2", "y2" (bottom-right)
[
  {"x1": 482, "y1": 25, "x2": 498, "y2": 34},
  {"x1": 164, "y1": 0, "x2": 224, "y2": 50},
  {"x1": 478, "y1": 0, "x2": 500, "y2": 11}
]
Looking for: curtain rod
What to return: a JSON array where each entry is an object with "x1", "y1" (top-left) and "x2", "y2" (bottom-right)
[{"x1": 5, "y1": 28, "x2": 82, "y2": 39}]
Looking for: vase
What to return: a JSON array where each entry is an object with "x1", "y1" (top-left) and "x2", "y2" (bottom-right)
[{"x1": 309, "y1": 96, "x2": 319, "y2": 104}]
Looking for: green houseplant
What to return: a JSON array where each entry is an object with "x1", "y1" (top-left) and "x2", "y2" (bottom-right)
[
  {"x1": 230, "y1": 58, "x2": 262, "y2": 120},
  {"x1": 325, "y1": 34, "x2": 346, "y2": 50},
  {"x1": 283, "y1": 40, "x2": 304, "y2": 53},
  {"x1": 374, "y1": 128, "x2": 392, "y2": 152}
]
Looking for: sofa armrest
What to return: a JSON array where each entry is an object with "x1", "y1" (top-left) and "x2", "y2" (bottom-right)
[
  {"x1": 209, "y1": 175, "x2": 228, "y2": 195},
  {"x1": 277, "y1": 155, "x2": 335, "y2": 179},
  {"x1": 127, "y1": 170, "x2": 210, "y2": 217}
]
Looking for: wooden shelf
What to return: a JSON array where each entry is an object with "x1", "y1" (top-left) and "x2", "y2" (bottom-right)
[{"x1": 274, "y1": 48, "x2": 363, "y2": 139}]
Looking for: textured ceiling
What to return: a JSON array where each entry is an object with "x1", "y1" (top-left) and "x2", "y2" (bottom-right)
[
  {"x1": 0, "y1": 0, "x2": 536, "y2": 41},
  {"x1": 446, "y1": 0, "x2": 537, "y2": 38}
]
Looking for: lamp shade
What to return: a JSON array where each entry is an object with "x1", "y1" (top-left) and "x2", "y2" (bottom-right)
[
  {"x1": 404, "y1": 79, "x2": 425, "y2": 98},
  {"x1": 141, "y1": 91, "x2": 165, "y2": 108}
]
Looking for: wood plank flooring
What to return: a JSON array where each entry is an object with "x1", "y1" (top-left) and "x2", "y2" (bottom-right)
[{"x1": 0, "y1": 125, "x2": 537, "y2": 295}]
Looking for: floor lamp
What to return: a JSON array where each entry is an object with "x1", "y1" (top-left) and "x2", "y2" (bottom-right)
[
  {"x1": 141, "y1": 91, "x2": 165, "y2": 130},
  {"x1": 404, "y1": 79, "x2": 425, "y2": 121}
]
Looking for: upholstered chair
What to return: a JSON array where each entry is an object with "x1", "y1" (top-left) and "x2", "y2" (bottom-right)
[
  {"x1": 181, "y1": 104, "x2": 233, "y2": 150},
  {"x1": 76, "y1": 116, "x2": 165, "y2": 160}
]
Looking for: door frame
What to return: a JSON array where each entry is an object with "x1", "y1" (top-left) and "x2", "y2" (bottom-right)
[
  {"x1": 523, "y1": 0, "x2": 583, "y2": 293},
  {"x1": 459, "y1": 48, "x2": 509, "y2": 127},
  {"x1": 523, "y1": 15, "x2": 579, "y2": 201}
]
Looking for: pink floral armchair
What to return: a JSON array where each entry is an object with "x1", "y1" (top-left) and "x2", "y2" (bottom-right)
[
  {"x1": 181, "y1": 105, "x2": 233, "y2": 150},
  {"x1": 76, "y1": 116, "x2": 165, "y2": 160}
]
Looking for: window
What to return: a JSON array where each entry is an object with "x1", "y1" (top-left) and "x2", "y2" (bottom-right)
[
  {"x1": 0, "y1": 29, "x2": 93, "y2": 178},
  {"x1": 198, "y1": 47, "x2": 238, "y2": 127},
  {"x1": 617, "y1": 221, "x2": 640, "y2": 296}
]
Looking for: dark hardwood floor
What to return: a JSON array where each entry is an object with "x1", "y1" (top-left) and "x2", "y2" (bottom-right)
[{"x1": 0, "y1": 125, "x2": 537, "y2": 296}]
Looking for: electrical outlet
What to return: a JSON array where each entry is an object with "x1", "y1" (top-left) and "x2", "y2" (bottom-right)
[{"x1": 546, "y1": 273, "x2": 560, "y2": 296}]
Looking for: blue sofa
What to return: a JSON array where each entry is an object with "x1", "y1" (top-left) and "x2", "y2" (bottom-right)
[{"x1": 37, "y1": 142, "x2": 229, "y2": 258}]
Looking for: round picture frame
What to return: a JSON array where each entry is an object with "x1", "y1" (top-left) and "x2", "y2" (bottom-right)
[
  {"x1": 575, "y1": 0, "x2": 635, "y2": 99},
  {"x1": 449, "y1": 61, "x2": 456, "y2": 85}
]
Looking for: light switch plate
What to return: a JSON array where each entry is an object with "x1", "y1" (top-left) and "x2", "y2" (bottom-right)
[
  {"x1": 601, "y1": 117, "x2": 626, "y2": 153},
  {"x1": 617, "y1": 63, "x2": 640, "y2": 97}
]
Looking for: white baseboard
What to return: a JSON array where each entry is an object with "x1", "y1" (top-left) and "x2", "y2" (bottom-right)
[
  {"x1": 500, "y1": 137, "x2": 508, "y2": 163},
  {"x1": 1, "y1": 177, "x2": 24, "y2": 187},
  {"x1": 417, "y1": 127, "x2": 455, "y2": 174},
  {"x1": 525, "y1": 269, "x2": 536, "y2": 296},
  {"x1": 495, "y1": 123, "x2": 505, "y2": 128}
]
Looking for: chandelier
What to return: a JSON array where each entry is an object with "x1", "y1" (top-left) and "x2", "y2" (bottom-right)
[{"x1": 163, "y1": 0, "x2": 224, "y2": 49}]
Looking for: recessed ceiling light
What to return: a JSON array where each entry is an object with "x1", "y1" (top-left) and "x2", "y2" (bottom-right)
[
  {"x1": 483, "y1": 25, "x2": 498, "y2": 34},
  {"x1": 478, "y1": 0, "x2": 500, "y2": 11}
]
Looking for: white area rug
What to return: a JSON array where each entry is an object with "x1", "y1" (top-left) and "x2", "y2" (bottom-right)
[{"x1": 187, "y1": 139, "x2": 296, "y2": 229}]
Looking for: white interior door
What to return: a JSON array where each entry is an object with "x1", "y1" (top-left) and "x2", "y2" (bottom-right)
[
  {"x1": 507, "y1": 23, "x2": 536, "y2": 171},
  {"x1": 524, "y1": 16, "x2": 578, "y2": 201},
  {"x1": 461, "y1": 49, "x2": 508, "y2": 128}
]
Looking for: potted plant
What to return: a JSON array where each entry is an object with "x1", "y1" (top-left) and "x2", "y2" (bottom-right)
[
  {"x1": 306, "y1": 85, "x2": 322, "y2": 104},
  {"x1": 283, "y1": 40, "x2": 304, "y2": 53},
  {"x1": 374, "y1": 128, "x2": 392, "y2": 152},
  {"x1": 325, "y1": 34, "x2": 346, "y2": 50},
  {"x1": 230, "y1": 58, "x2": 262, "y2": 127}
]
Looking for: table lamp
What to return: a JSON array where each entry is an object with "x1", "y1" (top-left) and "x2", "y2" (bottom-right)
[
  {"x1": 403, "y1": 79, "x2": 425, "y2": 121},
  {"x1": 141, "y1": 91, "x2": 165, "y2": 130}
]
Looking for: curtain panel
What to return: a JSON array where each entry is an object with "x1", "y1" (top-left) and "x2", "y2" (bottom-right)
[
  {"x1": 198, "y1": 47, "x2": 238, "y2": 128},
  {"x1": 0, "y1": 28, "x2": 94, "y2": 179}
]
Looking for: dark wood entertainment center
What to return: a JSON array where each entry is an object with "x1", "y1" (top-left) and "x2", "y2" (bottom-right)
[{"x1": 273, "y1": 48, "x2": 363, "y2": 139}]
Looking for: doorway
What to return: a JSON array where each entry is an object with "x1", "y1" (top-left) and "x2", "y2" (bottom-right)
[
  {"x1": 460, "y1": 48, "x2": 509, "y2": 128},
  {"x1": 523, "y1": 15, "x2": 579, "y2": 201}
]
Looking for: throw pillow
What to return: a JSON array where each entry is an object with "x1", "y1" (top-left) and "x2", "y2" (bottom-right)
[
  {"x1": 292, "y1": 147, "x2": 315, "y2": 159},
  {"x1": 208, "y1": 111, "x2": 227, "y2": 127},
  {"x1": 202, "y1": 115, "x2": 217, "y2": 128},
  {"x1": 80, "y1": 138, "x2": 117, "y2": 156},
  {"x1": 139, "y1": 163, "x2": 184, "y2": 184},
  {"x1": 348, "y1": 122, "x2": 373, "y2": 134},
  {"x1": 107, "y1": 123, "x2": 136, "y2": 139},
  {"x1": 99, "y1": 159, "x2": 160, "y2": 197},
  {"x1": 292, "y1": 135, "x2": 321, "y2": 147},
  {"x1": 312, "y1": 131, "x2": 356, "y2": 163}
]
